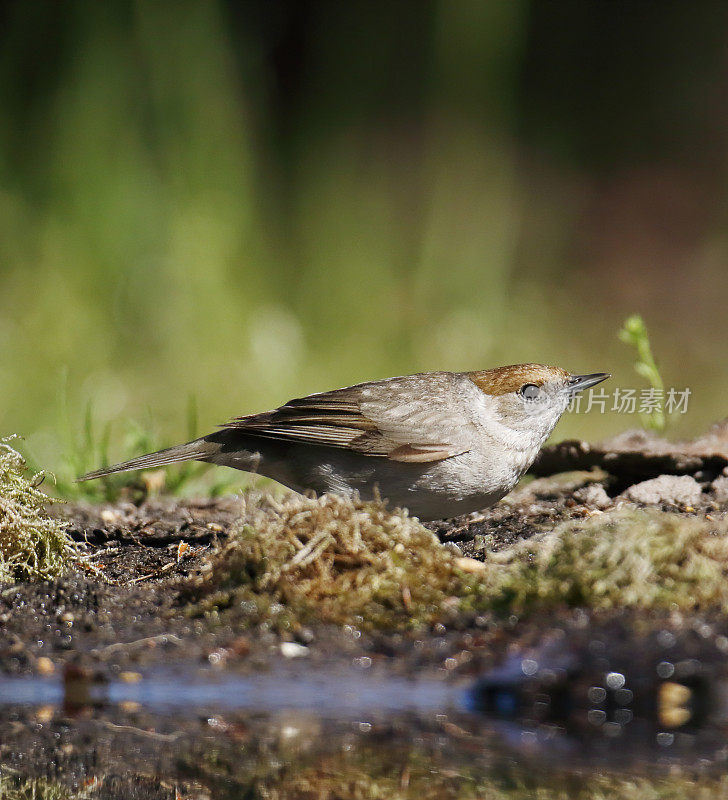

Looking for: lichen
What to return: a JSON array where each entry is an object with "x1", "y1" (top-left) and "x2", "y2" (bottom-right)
[{"x1": 0, "y1": 437, "x2": 75, "y2": 583}]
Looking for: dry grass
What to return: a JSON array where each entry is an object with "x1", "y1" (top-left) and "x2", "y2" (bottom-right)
[
  {"x1": 477, "y1": 508, "x2": 728, "y2": 614},
  {"x1": 0, "y1": 437, "x2": 75, "y2": 583},
  {"x1": 192, "y1": 491, "x2": 469, "y2": 630}
]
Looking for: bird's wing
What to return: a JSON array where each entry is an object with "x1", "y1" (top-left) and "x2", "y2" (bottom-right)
[{"x1": 221, "y1": 373, "x2": 473, "y2": 463}]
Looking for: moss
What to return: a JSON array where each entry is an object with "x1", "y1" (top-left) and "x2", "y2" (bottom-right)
[
  {"x1": 253, "y1": 766, "x2": 728, "y2": 800},
  {"x1": 0, "y1": 437, "x2": 75, "y2": 583},
  {"x1": 191, "y1": 492, "x2": 468, "y2": 630},
  {"x1": 181, "y1": 738, "x2": 728, "y2": 800},
  {"x1": 476, "y1": 508, "x2": 728, "y2": 614},
  {"x1": 191, "y1": 498, "x2": 728, "y2": 630},
  {"x1": 0, "y1": 773, "x2": 74, "y2": 800}
]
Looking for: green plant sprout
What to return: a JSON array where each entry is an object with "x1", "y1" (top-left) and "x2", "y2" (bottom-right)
[
  {"x1": 31, "y1": 373, "x2": 244, "y2": 503},
  {"x1": 618, "y1": 314, "x2": 666, "y2": 432}
]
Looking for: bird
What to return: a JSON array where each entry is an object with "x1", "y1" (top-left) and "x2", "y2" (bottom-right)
[{"x1": 78, "y1": 364, "x2": 609, "y2": 521}]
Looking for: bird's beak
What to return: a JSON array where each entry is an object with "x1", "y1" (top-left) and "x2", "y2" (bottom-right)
[{"x1": 567, "y1": 372, "x2": 611, "y2": 393}]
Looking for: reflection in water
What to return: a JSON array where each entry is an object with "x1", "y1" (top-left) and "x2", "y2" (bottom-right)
[
  {"x1": 1, "y1": 702, "x2": 728, "y2": 799},
  {"x1": 3, "y1": 623, "x2": 728, "y2": 798}
]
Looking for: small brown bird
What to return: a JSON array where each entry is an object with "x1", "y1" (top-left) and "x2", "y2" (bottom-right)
[{"x1": 79, "y1": 364, "x2": 609, "y2": 520}]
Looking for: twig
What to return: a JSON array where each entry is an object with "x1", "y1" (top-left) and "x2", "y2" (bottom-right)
[
  {"x1": 126, "y1": 561, "x2": 178, "y2": 585},
  {"x1": 92, "y1": 633, "x2": 183, "y2": 657},
  {"x1": 100, "y1": 720, "x2": 181, "y2": 741}
]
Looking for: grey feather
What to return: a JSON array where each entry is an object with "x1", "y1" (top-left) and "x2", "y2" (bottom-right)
[
  {"x1": 219, "y1": 375, "x2": 471, "y2": 461},
  {"x1": 76, "y1": 438, "x2": 217, "y2": 482}
]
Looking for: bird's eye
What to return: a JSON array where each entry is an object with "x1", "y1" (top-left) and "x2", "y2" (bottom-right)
[{"x1": 520, "y1": 383, "x2": 541, "y2": 401}]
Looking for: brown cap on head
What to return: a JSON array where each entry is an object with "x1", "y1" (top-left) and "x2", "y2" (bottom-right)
[{"x1": 468, "y1": 364, "x2": 570, "y2": 396}]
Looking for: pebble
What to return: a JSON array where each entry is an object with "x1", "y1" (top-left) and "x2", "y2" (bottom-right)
[
  {"x1": 100, "y1": 509, "x2": 121, "y2": 525},
  {"x1": 36, "y1": 657, "x2": 55, "y2": 676},
  {"x1": 573, "y1": 484, "x2": 612, "y2": 509},
  {"x1": 622, "y1": 475, "x2": 703, "y2": 506},
  {"x1": 711, "y1": 475, "x2": 728, "y2": 504},
  {"x1": 280, "y1": 642, "x2": 309, "y2": 659}
]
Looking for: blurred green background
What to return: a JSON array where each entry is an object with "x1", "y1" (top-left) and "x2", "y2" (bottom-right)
[{"x1": 1, "y1": 0, "x2": 727, "y2": 491}]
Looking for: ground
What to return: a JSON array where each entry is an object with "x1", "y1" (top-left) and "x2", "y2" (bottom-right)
[
  {"x1": 0, "y1": 469, "x2": 722, "y2": 676},
  {"x1": 4, "y1": 424, "x2": 728, "y2": 797}
]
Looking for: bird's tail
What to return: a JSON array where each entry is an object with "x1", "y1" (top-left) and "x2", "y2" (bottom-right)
[{"x1": 77, "y1": 437, "x2": 218, "y2": 482}]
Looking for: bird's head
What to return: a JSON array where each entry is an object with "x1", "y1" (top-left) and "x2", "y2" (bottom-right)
[{"x1": 469, "y1": 363, "x2": 610, "y2": 445}]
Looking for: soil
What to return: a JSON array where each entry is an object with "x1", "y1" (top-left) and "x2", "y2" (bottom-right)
[
  {"x1": 4, "y1": 427, "x2": 728, "y2": 797},
  {"x1": 0, "y1": 467, "x2": 724, "y2": 679}
]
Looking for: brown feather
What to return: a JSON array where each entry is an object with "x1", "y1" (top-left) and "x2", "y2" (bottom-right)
[
  {"x1": 388, "y1": 444, "x2": 458, "y2": 463},
  {"x1": 468, "y1": 364, "x2": 569, "y2": 396},
  {"x1": 221, "y1": 382, "x2": 464, "y2": 463}
]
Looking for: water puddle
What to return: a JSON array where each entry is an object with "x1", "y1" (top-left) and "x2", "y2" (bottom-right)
[
  {"x1": 3, "y1": 649, "x2": 728, "y2": 798},
  {"x1": 0, "y1": 669, "x2": 460, "y2": 714}
]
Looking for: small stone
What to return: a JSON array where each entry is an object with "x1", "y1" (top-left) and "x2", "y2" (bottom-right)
[
  {"x1": 622, "y1": 475, "x2": 702, "y2": 506},
  {"x1": 280, "y1": 642, "x2": 309, "y2": 659},
  {"x1": 573, "y1": 484, "x2": 612, "y2": 509},
  {"x1": 35, "y1": 705, "x2": 55, "y2": 723},
  {"x1": 100, "y1": 509, "x2": 121, "y2": 525},
  {"x1": 36, "y1": 657, "x2": 55, "y2": 676},
  {"x1": 711, "y1": 475, "x2": 728, "y2": 504}
]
